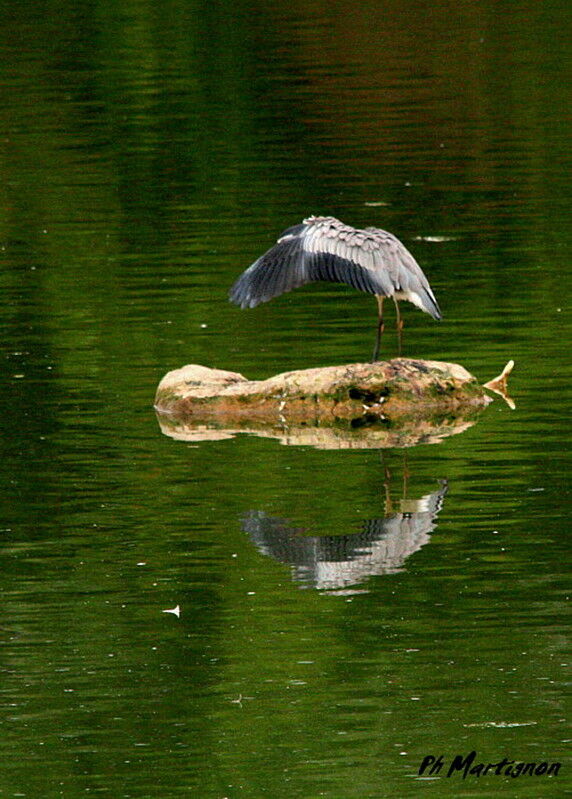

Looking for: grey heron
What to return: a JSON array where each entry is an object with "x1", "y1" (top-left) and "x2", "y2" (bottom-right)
[{"x1": 229, "y1": 215, "x2": 441, "y2": 360}]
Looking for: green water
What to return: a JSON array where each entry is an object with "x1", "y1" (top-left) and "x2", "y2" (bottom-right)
[{"x1": 0, "y1": 1, "x2": 570, "y2": 797}]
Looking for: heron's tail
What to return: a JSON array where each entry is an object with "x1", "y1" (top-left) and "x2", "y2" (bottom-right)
[{"x1": 422, "y1": 290, "x2": 442, "y2": 320}]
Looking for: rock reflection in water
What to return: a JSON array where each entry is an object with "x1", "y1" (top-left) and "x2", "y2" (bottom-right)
[{"x1": 242, "y1": 480, "x2": 448, "y2": 594}]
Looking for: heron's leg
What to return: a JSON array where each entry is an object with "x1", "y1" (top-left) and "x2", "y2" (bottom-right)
[
  {"x1": 372, "y1": 296, "x2": 384, "y2": 362},
  {"x1": 393, "y1": 298, "x2": 403, "y2": 356}
]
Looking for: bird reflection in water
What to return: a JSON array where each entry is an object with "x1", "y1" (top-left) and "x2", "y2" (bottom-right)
[{"x1": 241, "y1": 474, "x2": 448, "y2": 595}]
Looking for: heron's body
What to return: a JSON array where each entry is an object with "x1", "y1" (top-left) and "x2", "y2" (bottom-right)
[{"x1": 229, "y1": 215, "x2": 441, "y2": 359}]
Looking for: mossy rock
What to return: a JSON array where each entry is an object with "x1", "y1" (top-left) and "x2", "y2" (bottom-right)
[{"x1": 154, "y1": 358, "x2": 491, "y2": 425}]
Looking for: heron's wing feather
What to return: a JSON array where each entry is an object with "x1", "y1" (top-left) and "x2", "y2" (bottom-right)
[
  {"x1": 394, "y1": 245, "x2": 442, "y2": 320},
  {"x1": 229, "y1": 236, "x2": 307, "y2": 308},
  {"x1": 301, "y1": 222, "x2": 396, "y2": 296},
  {"x1": 365, "y1": 227, "x2": 442, "y2": 320},
  {"x1": 304, "y1": 251, "x2": 392, "y2": 296}
]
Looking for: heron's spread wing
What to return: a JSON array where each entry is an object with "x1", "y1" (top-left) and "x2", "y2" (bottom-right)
[
  {"x1": 229, "y1": 217, "x2": 394, "y2": 309},
  {"x1": 229, "y1": 216, "x2": 441, "y2": 319}
]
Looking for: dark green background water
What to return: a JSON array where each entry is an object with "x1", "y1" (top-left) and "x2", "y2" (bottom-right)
[{"x1": 1, "y1": 1, "x2": 570, "y2": 797}]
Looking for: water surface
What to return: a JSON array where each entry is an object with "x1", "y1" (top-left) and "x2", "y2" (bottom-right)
[{"x1": 0, "y1": 1, "x2": 570, "y2": 796}]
